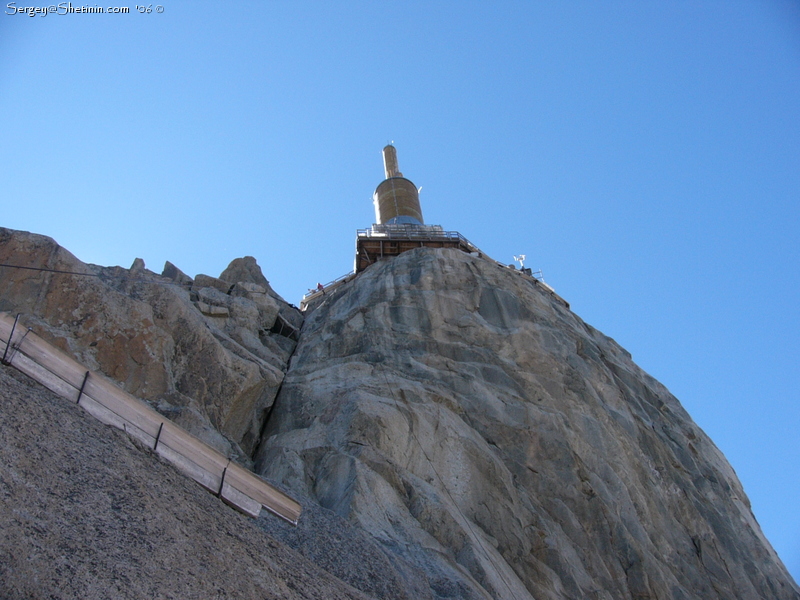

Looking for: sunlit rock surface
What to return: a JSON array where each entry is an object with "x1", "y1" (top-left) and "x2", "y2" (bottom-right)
[
  {"x1": 0, "y1": 227, "x2": 301, "y2": 461},
  {"x1": 256, "y1": 247, "x2": 799, "y2": 600}
]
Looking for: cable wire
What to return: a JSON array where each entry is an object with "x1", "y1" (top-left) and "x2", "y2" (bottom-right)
[{"x1": 0, "y1": 263, "x2": 191, "y2": 287}]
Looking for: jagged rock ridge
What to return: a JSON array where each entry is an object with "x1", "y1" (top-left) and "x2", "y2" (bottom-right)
[{"x1": 0, "y1": 227, "x2": 301, "y2": 463}]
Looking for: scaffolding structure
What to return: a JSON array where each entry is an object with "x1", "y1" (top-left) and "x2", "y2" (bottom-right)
[{"x1": 355, "y1": 224, "x2": 481, "y2": 273}]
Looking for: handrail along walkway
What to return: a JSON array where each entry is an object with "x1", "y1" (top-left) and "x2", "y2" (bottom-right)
[{"x1": 0, "y1": 311, "x2": 301, "y2": 524}]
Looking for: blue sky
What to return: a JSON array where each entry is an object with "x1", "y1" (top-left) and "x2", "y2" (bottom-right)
[{"x1": 2, "y1": 1, "x2": 798, "y2": 582}]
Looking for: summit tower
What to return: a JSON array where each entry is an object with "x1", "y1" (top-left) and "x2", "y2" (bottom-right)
[
  {"x1": 372, "y1": 145, "x2": 424, "y2": 225},
  {"x1": 354, "y1": 145, "x2": 480, "y2": 273}
]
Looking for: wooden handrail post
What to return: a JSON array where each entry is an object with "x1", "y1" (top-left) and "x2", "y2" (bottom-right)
[
  {"x1": 217, "y1": 463, "x2": 229, "y2": 498},
  {"x1": 76, "y1": 371, "x2": 90, "y2": 404},
  {"x1": 153, "y1": 422, "x2": 164, "y2": 451},
  {"x1": 1, "y1": 314, "x2": 20, "y2": 365}
]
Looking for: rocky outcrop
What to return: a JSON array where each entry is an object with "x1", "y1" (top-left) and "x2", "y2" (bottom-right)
[
  {"x1": 0, "y1": 227, "x2": 301, "y2": 462},
  {"x1": 255, "y1": 247, "x2": 800, "y2": 600},
  {"x1": 2, "y1": 226, "x2": 797, "y2": 599}
]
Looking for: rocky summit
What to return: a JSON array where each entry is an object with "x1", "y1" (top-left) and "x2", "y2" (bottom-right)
[{"x1": 0, "y1": 226, "x2": 798, "y2": 600}]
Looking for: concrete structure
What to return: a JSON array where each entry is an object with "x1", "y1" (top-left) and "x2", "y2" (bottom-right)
[
  {"x1": 356, "y1": 146, "x2": 480, "y2": 273},
  {"x1": 372, "y1": 145, "x2": 424, "y2": 225}
]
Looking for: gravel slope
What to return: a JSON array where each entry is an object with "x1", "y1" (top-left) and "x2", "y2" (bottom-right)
[{"x1": 0, "y1": 365, "x2": 373, "y2": 600}]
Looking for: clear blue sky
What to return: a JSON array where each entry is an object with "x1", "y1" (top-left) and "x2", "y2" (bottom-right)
[{"x1": 2, "y1": 1, "x2": 798, "y2": 582}]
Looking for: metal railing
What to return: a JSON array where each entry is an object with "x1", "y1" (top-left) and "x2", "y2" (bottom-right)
[
  {"x1": 300, "y1": 271, "x2": 356, "y2": 309},
  {"x1": 300, "y1": 225, "x2": 487, "y2": 308},
  {"x1": 356, "y1": 225, "x2": 482, "y2": 253}
]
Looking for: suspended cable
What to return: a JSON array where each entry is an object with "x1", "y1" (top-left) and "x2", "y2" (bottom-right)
[{"x1": 0, "y1": 263, "x2": 191, "y2": 287}]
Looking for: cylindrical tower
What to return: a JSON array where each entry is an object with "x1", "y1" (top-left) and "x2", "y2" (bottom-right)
[{"x1": 373, "y1": 145, "x2": 424, "y2": 225}]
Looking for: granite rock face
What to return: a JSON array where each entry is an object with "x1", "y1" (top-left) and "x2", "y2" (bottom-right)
[
  {"x1": 2, "y1": 226, "x2": 797, "y2": 599},
  {"x1": 255, "y1": 247, "x2": 799, "y2": 600},
  {"x1": 0, "y1": 227, "x2": 301, "y2": 461}
]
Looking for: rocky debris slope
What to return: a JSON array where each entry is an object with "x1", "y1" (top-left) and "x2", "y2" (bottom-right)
[
  {"x1": 255, "y1": 247, "x2": 800, "y2": 600},
  {"x1": 0, "y1": 365, "x2": 372, "y2": 600},
  {"x1": 0, "y1": 227, "x2": 302, "y2": 463}
]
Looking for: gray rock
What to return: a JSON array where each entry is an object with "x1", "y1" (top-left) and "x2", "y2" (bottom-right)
[
  {"x1": 193, "y1": 273, "x2": 232, "y2": 294},
  {"x1": 196, "y1": 285, "x2": 231, "y2": 307},
  {"x1": 220, "y1": 255, "x2": 271, "y2": 289},
  {"x1": 194, "y1": 300, "x2": 230, "y2": 317},
  {"x1": 255, "y1": 247, "x2": 800, "y2": 600},
  {"x1": 129, "y1": 257, "x2": 146, "y2": 273},
  {"x1": 162, "y1": 260, "x2": 193, "y2": 286},
  {"x1": 219, "y1": 257, "x2": 281, "y2": 309},
  {"x1": 0, "y1": 227, "x2": 294, "y2": 460},
  {"x1": 219, "y1": 256, "x2": 304, "y2": 336},
  {"x1": 234, "y1": 281, "x2": 268, "y2": 294},
  {"x1": 231, "y1": 281, "x2": 281, "y2": 327}
]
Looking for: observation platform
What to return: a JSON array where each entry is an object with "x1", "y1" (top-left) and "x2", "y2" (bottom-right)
[{"x1": 355, "y1": 224, "x2": 481, "y2": 273}]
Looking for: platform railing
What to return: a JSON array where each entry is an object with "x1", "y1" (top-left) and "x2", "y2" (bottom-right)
[
  {"x1": 356, "y1": 225, "x2": 482, "y2": 253},
  {"x1": 300, "y1": 271, "x2": 356, "y2": 309}
]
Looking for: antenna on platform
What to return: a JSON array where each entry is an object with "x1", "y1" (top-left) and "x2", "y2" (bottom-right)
[{"x1": 513, "y1": 255, "x2": 526, "y2": 268}]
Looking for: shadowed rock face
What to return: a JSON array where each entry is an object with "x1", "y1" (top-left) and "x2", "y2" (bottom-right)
[
  {"x1": 255, "y1": 247, "x2": 800, "y2": 600},
  {"x1": 0, "y1": 227, "x2": 301, "y2": 462}
]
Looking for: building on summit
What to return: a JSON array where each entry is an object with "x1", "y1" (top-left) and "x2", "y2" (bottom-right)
[
  {"x1": 354, "y1": 145, "x2": 480, "y2": 273},
  {"x1": 302, "y1": 144, "x2": 562, "y2": 311}
]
